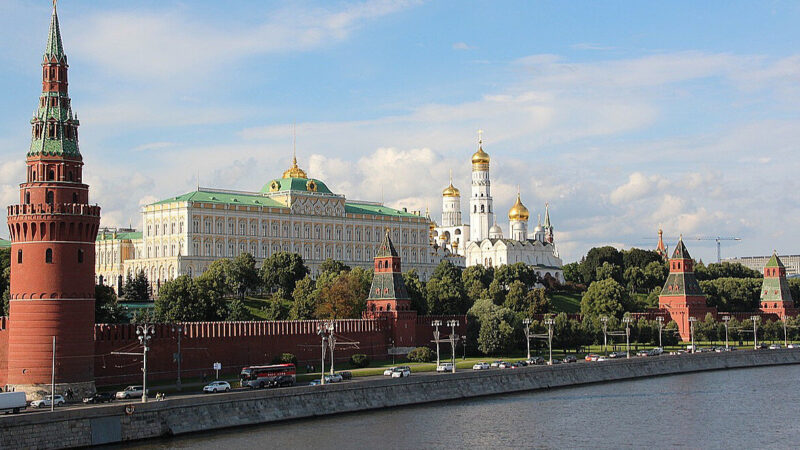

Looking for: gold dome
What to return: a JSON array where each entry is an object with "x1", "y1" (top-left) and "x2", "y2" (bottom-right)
[
  {"x1": 442, "y1": 182, "x2": 460, "y2": 197},
  {"x1": 508, "y1": 193, "x2": 530, "y2": 221},
  {"x1": 471, "y1": 145, "x2": 490, "y2": 165},
  {"x1": 282, "y1": 156, "x2": 307, "y2": 179}
]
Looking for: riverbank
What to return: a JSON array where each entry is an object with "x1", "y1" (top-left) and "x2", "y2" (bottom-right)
[{"x1": 2, "y1": 349, "x2": 799, "y2": 449}]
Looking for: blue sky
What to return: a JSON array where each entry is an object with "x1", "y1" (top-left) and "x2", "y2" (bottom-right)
[{"x1": 1, "y1": 0, "x2": 800, "y2": 263}]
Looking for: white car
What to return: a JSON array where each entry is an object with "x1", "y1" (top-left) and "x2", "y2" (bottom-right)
[
  {"x1": 788, "y1": 344, "x2": 800, "y2": 349},
  {"x1": 437, "y1": 363, "x2": 454, "y2": 372},
  {"x1": 115, "y1": 385, "x2": 147, "y2": 399},
  {"x1": 596, "y1": 356, "x2": 609, "y2": 362},
  {"x1": 383, "y1": 367, "x2": 399, "y2": 376},
  {"x1": 490, "y1": 361, "x2": 504, "y2": 368},
  {"x1": 769, "y1": 344, "x2": 782, "y2": 350},
  {"x1": 31, "y1": 394, "x2": 65, "y2": 408},
  {"x1": 472, "y1": 362, "x2": 490, "y2": 370},
  {"x1": 203, "y1": 381, "x2": 231, "y2": 393},
  {"x1": 391, "y1": 368, "x2": 411, "y2": 378},
  {"x1": 327, "y1": 374, "x2": 343, "y2": 383}
]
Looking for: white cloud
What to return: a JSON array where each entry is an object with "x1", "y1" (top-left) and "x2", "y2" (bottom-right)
[{"x1": 452, "y1": 42, "x2": 474, "y2": 50}]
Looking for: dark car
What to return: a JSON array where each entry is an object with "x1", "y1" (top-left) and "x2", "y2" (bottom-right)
[
  {"x1": 337, "y1": 371, "x2": 353, "y2": 380},
  {"x1": 563, "y1": 355, "x2": 577, "y2": 363},
  {"x1": 269, "y1": 375, "x2": 295, "y2": 388},
  {"x1": 82, "y1": 392, "x2": 114, "y2": 404}
]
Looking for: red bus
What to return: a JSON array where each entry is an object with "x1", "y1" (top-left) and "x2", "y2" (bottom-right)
[{"x1": 240, "y1": 364, "x2": 296, "y2": 389}]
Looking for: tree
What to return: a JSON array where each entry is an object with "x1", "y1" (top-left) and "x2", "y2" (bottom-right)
[
  {"x1": 0, "y1": 248, "x2": 9, "y2": 314},
  {"x1": 643, "y1": 261, "x2": 668, "y2": 292},
  {"x1": 407, "y1": 347, "x2": 434, "y2": 362},
  {"x1": 623, "y1": 266, "x2": 645, "y2": 294},
  {"x1": 595, "y1": 262, "x2": 622, "y2": 283},
  {"x1": 622, "y1": 248, "x2": 663, "y2": 271},
  {"x1": 260, "y1": 252, "x2": 309, "y2": 293},
  {"x1": 700, "y1": 278, "x2": 761, "y2": 312},
  {"x1": 226, "y1": 298, "x2": 250, "y2": 321},
  {"x1": 261, "y1": 295, "x2": 292, "y2": 320},
  {"x1": 580, "y1": 279, "x2": 629, "y2": 318},
  {"x1": 95, "y1": 284, "x2": 126, "y2": 323},
  {"x1": 156, "y1": 275, "x2": 226, "y2": 322},
  {"x1": 289, "y1": 276, "x2": 317, "y2": 320},
  {"x1": 526, "y1": 288, "x2": 552, "y2": 315},
  {"x1": 478, "y1": 310, "x2": 514, "y2": 355},
  {"x1": 230, "y1": 253, "x2": 260, "y2": 298},
  {"x1": 462, "y1": 265, "x2": 493, "y2": 290},
  {"x1": 488, "y1": 279, "x2": 506, "y2": 306},
  {"x1": 320, "y1": 258, "x2": 350, "y2": 276},
  {"x1": 316, "y1": 270, "x2": 369, "y2": 319},
  {"x1": 503, "y1": 280, "x2": 528, "y2": 313},
  {"x1": 503, "y1": 282, "x2": 551, "y2": 316},
  {"x1": 433, "y1": 259, "x2": 462, "y2": 282},
  {"x1": 562, "y1": 262, "x2": 582, "y2": 283},
  {"x1": 122, "y1": 270, "x2": 151, "y2": 301},
  {"x1": 403, "y1": 269, "x2": 427, "y2": 314},
  {"x1": 426, "y1": 275, "x2": 467, "y2": 315},
  {"x1": 580, "y1": 246, "x2": 623, "y2": 284},
  {"x1": 695, "y1": 262, "x2": 761, "y2": 281},
  {"x1": 199, "y1": 258, "x2": 235, "y2": 298},
  {"x1": 495, "y1": 263, "x2": 538, "y2": 288}
]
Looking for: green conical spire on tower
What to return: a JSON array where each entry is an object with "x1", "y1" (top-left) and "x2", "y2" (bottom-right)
[{"x1": 45, "y1": 1, "x2": 65, "y2": 61}]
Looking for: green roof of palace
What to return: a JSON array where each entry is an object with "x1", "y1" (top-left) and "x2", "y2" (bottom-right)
[
  {"x1": 0, "y1": 238, "x2": 11, "y2": 248},
  {"x1": 97, "y1": 231, "x2": 142, "y2": 241},
  {"x1": 151, "y1": 190, "x2": 286, "y2": 208},
  {"x1": 345, "y1": 202, "x2": 419, "y2": 218},
  {"x1": 260, "y1": 177, "x2": 333, "y2": 194}
]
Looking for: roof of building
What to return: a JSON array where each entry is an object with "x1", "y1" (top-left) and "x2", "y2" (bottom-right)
[
  {"x1": 375, "y1": 230, "x2": 399, "y2": 257},
  {"x1": 671, "y1": 238, "x2": 691, "y2": 260},
  {"x1": 345, "y1": 202, "x2": 420, "y2": 218},
  {"x1": 151, "y1": 189, "x2": 286, "y2": 208},
  {"x1": 45, "y1": 4, "x2": 65, "y2": 60},
  {"x1": 96, "y1": 230, "x2": 142, "y2": 241},
  {"x1": 259, "y1": 177, "x2": 333, "y2": 194},
  {"x1": 472, "y1": 144, "x2": 490, "y2": 165},
  {"x1": 765, "y1": 252, "x2": 785, "y2": 268},
  {"x1": 0, "y1": 238, "x2": 11, "y2": 248}
]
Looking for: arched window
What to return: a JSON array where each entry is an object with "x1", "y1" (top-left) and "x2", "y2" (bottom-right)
[
  {"x1": 25, "y1": 192, "x2": 30, "y2": 204},
  {"x1": 47, "y1": 170, "x2": 55, "y2": 181},
  {"x1": 78, "y1": 249, "x2": 84, "y2": 263},
  {"x1": 17, "y1": 249, "x2": 22, "y2": 264},
  {"x1": 46, "y1": 191, "x2": 53, "y2": 204},
  {"x1": 481, "y1": 205, "x2": 485, "y2": 213},
  {"x1": 45, "y1": 248, "x2": 53, "y2": 263}
]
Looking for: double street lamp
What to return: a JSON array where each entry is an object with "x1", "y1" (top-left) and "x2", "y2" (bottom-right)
[
  {"x1": 622, "y1": 317, "x2": 632, "y2": 359},
  {"x1": 750, "y1": 316, "x2": 760, "y2": 350},
  {"x1": 655, "y1": 316, "x2": 664, "y2": 349},
  {"x1": 722, "y1": 316, "x2": 731, "y2": 350},
  {"x1": 447, "y1": 320, "x2": 459, "y2": 373},
  {"x1": 544, "y1": 318, "x2": 555, "y2": 365},
  {"x1": 316, "y1": 321, "x2": 334, "y2": 385},
  {"x1": 523, "y1": 318, "x2": 533, "y2": 360},
  {"x1": 432, "y1": 320, "x2": 442, "y2": 367},
  {"x1": 688, "y1": 316, "x2": 697, "y2": 354},
  {"x1": 136, "y1": 324, "x2": 155, "y2": 403}
]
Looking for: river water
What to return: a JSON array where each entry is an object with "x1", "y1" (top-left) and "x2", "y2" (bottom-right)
[{"x1": 121, "y1": 365, "x2": 799, "y2": 449}]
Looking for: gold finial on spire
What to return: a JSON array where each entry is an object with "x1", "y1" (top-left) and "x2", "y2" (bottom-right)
[
  {"x1": 472, "y1": 129, "x2": 490, "y2": 168},
  {"x1": 282, "y1": 123, "x2": 308, "y2": 179},
  {"x1": 477, "y1": 129, "x2": 483, "y2": 144},
  {"x1": 443, "y1": 169, "x2": 460, "y2": 197},
  {"x1": 53, "y1": 0, "x2": 57, "y2": 9}
]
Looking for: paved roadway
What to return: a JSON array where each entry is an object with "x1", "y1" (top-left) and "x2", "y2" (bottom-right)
[{"x1": 7, "y1": 348, "x2": 753, "y2": 417}]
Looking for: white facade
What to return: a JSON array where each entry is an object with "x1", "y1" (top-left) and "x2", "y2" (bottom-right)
[
  {"x1": 469, "y1": 145, "x2": 492, "y2": 242},
  {"x1": 465, "y1": 239, "x2": 564, "y2": 283}
]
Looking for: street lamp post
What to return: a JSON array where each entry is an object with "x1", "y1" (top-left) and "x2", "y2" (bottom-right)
[
  {"x1": 782, "y1": 314, "x2": 788, "y2": 348},
  {"x1": 390, "y1": 339, "x2": 395, "y2": 365},
  {"x1": 432, "y1": 320, "x2": 442, "y2": 367},
  {"x1": 523, "y1": 318, "x2": 533, "y2": 360},
  {"x1": 316, "y1": 321, "x2": 333, "y2": 385},
  {"x1": 623, "y1": 317, "x2": 632, "y2": 359},
  {"x1": 171, "y1": 325, "x2": 183, "y2": 391},
  {"x1": 462, "y1": 335, "x2": 467, "y2": 360},
  {"x1": 722, "y1": 316, "x2": 731, "y2": 349},
  {"x1": 447, "y1": 320, "x2": 459, "y2": 373},
  {"x1": 600, "y1": 316, "x2": 609, "y2": 356},
  {"x1": 750, "y1": 315, "x2": 760, "y2": 350},
  {"x1": 656, "y1": 316, "x2": 664, "y2": 349},
  {"x1": 688, "y1": 317, "x2": 697, "y2": 354},
  {"x1": 136, "y1": 324, "x2": 155, "y2": 403},
  {"x1": 327, "y1": 321, "x2": 337, "y2": 376},
  {"x1": 544, "y1": 318, "x2": 555, "y2": 365}
]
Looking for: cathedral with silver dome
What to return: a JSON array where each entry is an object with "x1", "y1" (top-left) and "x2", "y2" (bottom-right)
[{"x1": 431, "y1": 134, "x2": 564, "y2": 283}]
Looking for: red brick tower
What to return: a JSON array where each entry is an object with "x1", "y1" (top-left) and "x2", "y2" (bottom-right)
[
  {"x1": 364, "y1": 230, "x2": 417, "y2": 349},
  {"x1": 5, "y1": 4, "x2": 100, "y2": 398},
  {"x1": 658, "y1": 238, "x2": 716, "y2": 341},
  {"x1": 759, "y1": 252, "x2": 798, "y2": 319}
]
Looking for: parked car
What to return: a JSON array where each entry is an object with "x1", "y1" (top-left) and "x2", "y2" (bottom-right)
[
  {"x1": 82, "y1": 392, "x2": 114, "y2": 404},
  {"x1": 270, "y1": 375, "x2": 295, "y2": 387},
  {"x1": 757, "y1": 343, "x2": 769, "y2": 350},
  {"x1": 309, "y1": 374, "x2": 342, "y2": 385},
  {"x1": 637, "y1": 350, "x2": 650, "y2": 357},
  {"x1": 515, "y1": 360, "x2": 529, "y2": 367},
  {"x1": 548, "y1": 359, "x2": 562, "y2": 365},
  {"x1": 0, "y1": 392, "x2": 27, "y2": 414},
  {"x1": 596, "y1": 356, "x2": 609, "y2": 362},
  {"x1": 31, "y1": 395, "x2": 65, "y2": 408},
  {"x1": 437, "y1": 363, "x2": 454, "y2": 372},
  {"x1": 472, "y1": 362, "x2": 490, "y2": 370},
  {"x1": 563, "y1": 355, "x2": 577, "y2": 363},
  {"x1": 585, "y1": 354, "x2": 599, "y2": 362},
  {"x1": 769, "y1": 344, "x2": 782, "y2": 350},
  {"x1": 788, "y1": 343, "x2": 800, "y2": 349},
  {"x1": 383, "y1": 367, "x2": 399, "y2": 376},
  {"x1": 527, "y1": 357, "x2": 545, "y2": 365},
  {"x1": 337, "y1": 371, "x2": 353, "y2": 381},
  {"x1": 115, "y1": 386, "x2": 147, "y2": 399},
  {"x1": 391, "y1": 368, "x2": 411, "y2": 378},
  {"x1": 203, "y1": 381, "x2": 231, "y2": 393},
  {"x1": 609, "y1": 351, "x2": 627, "y2": 359},
  {"x1": 498, "y1": 362, "x2": 512, "y2": 369},
  {"x1": 715, "y1": 346, "x2": 733, "y2": 352},
  {"x1": 648, "y1": 348, "x2": 664, "y2": 356},
  {"x1": 490, "y1": 361, "x2": 504, "y2": 368}
]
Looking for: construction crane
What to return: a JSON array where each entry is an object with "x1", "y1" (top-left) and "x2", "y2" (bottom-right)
[{"x1": 640, "y1": 235, "x2": 742, "y2": 263}]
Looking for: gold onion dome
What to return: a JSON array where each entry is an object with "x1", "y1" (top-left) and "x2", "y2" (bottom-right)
[
  {"x1": 471, "y1": 145, "x2": 490, "y2": 165},
  {"x1": 442, "y1": 182, "x2": 460, "y2": 197},
  {"x1": 508, "y1": 193, "x2": 530, "y2": 221},
  {"x1": 282, "y1": 156, "x2": 307, "y2": 179}
]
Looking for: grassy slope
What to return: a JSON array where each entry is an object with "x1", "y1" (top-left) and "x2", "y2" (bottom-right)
[{"x1": 551, "y1": 292, "x2": 582, "y2": 313}]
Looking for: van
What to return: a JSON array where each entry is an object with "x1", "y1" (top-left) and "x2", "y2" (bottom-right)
[{"x1": 0, "y1": 392, "x2": 27, "y2": 414}]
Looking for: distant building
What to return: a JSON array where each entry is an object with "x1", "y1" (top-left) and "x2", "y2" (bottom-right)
[{"x1": 723, "y1": 254, "x2": 800, "y2": 277}]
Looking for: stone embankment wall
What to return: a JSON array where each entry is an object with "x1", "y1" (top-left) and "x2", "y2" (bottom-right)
[{"x1": 3, "y1": 349, "x2": 800, "y2": 449}]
